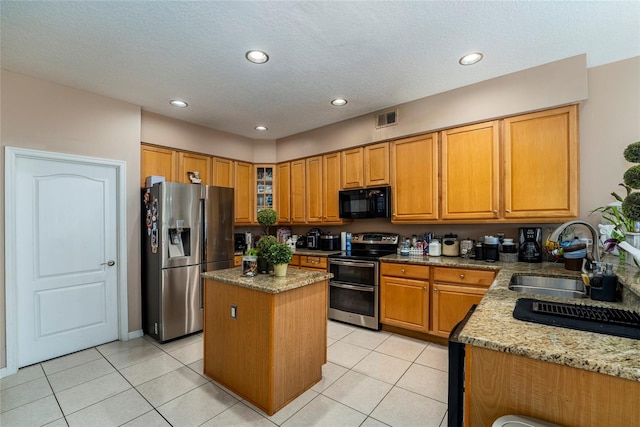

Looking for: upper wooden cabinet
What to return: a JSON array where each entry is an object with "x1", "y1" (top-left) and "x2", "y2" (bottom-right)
[
  {"x1": 341, "y1": 143, "x2": 390, "y2": 189},
  {"x1": 322, "y1": 152, "x2": 343, "y2": 223},
  {"x1": 364, "y1": 142, "x2": 390, "y2": 187},
  {"x1": 441, "y1": 121, "x2": 500, "y2": 220},
  {"x1": 276, "y1": 162, "x2": 291, "y2": 223},
  {"x1": 178, "y1": 152, "x2": 211, "y2": 185},
  {"x1": 212, "y1": 157, "x2": 234, "y2": 188},
  {"x1": 306, "y1": 156, "x2": 323, "y2": 223},
  {"x1": 234, "y1": 161, "x2": 254, "y2": 225},
  {"x1": 140, "y1": 144, "x2": 177, "y2": 187},
  {"x1": 341, "y1": 147, "x2": 364, "y2": 188},
  {"x1": 390, "y1": 134, "x2": 439, "y2": 223},
  {"x1": 255, "y1": 165, "x2": 275, "y2": 217},
  {"x1": 503, "y1": 105, "x2": 578, "y2": 219},
  {"x1": 305, "y1": 152, "x2": 347, "y2": 224},
  {"x1": 290, "y1": 159, "x2": 306, "y2": 224}
]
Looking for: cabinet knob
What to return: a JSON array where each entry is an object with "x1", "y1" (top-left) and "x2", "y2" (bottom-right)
[
  {"x1": 505, "y1": 209, "x2": 511, "y2": 213},
  {"x1": 433, "y1": 288, "x2": 438, "y2": 292},
  {"x1": 423, "y1": 287, "x2": 428, "y2": 290},
  {"x1": 401, "y1": 268, "x2": 406, "y2": 273},
  {"x1": 493, "y1": 210, "x2": 498, "y2": 214},
  {"x1": 459, "y1": 274, "x2": 465, "y2": 279}
]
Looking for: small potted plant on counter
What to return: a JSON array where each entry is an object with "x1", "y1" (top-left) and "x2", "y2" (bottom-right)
[
  {"x1": 256, "y1": 235, "x2": 277, "y2": 274},
  {"x1": 265, "y1": 243, "x2": 293, "y2": 277}
]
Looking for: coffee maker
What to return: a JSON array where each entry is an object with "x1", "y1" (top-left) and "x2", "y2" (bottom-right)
[{"x1": 518, "y1": 227, "x2": 543, "y2": 263}]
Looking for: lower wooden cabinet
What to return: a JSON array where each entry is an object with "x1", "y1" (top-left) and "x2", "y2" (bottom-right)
[
  {"x1": 380, "y1": 263, "x2": 496, "y2": 337},
  {"x1": 290, "y1": 254, "x2": 328, "y2": 271},
  {"x1": 380, "y1": 263, "x2": 430, "y2": 332},
  {"x1": 431, "y1": 267, "x2": 495, "y2": 337}
]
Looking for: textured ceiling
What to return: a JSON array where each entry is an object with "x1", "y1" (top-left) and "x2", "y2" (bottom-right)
[{"x1": 2, "y1": 1, "x2": 639, "y2": 140}]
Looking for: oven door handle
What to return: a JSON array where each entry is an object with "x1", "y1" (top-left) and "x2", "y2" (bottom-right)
[
  {"x1": 329, "y1": 281, "x2": 375, "y2": 292},
  {"x1": 329, "y1": 259, "x2": 377, "y2": 268}
]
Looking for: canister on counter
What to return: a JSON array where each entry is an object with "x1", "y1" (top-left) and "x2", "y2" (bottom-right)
[{"x1": 474, "y1": 242, "x2": 484, "y2": 260}]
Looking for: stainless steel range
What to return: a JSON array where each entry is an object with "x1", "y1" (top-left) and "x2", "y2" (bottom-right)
[{"x1": 327, "y1": 232, "x2": 399, "y2": 330}]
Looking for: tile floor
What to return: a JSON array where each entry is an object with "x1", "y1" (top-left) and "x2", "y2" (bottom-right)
[{"x1": 0, "y1": 321, "x2": 449, "y2": 427}]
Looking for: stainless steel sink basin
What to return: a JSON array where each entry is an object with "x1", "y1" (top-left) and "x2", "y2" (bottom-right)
[{"x1": 508, "y1": 274, "x2": 587, "y2": 299}]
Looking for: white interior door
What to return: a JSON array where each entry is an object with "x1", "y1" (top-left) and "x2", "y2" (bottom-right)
[{"x1": 14, "y1": 154, "x2": 120, "y2": 367}]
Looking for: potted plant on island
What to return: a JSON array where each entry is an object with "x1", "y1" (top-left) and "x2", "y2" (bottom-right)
[
  {"x1": 257, "y1": 208, "x2": 277, "y2": 236},
  {"x1": 256, "y1": 235, "x2": 277, "y2": 274},
  {"x1": 265, "y1": 243, "x2": 293, "y2": 277}
]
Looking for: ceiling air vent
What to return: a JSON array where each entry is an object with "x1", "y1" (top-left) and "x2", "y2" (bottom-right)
[{"x1": 376, "y1": 110, "x2": 398, "y2": 129}]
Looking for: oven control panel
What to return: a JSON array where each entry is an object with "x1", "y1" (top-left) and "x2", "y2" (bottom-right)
[{"x1": 351, "y1": 233, "x2": 399, "y2": 245}]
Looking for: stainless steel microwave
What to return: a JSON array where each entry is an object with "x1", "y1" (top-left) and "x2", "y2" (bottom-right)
[{"x1": 338, "y1": 186, "x2": 391, "y2": 219}]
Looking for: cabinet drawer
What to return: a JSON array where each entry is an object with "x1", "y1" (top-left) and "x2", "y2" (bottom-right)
[
  {"x1": 433, "y1": 267, "x2": 495, "y2": 286},
  {"x1": 299, "y1": 256, "x2": 327, "y2": 270},
  {"x1": 381, "y1": 263, "x2": 430, "y2": 280},
  {"x1": 291, "y1": 254, "x2": 300, "y2": 266}
]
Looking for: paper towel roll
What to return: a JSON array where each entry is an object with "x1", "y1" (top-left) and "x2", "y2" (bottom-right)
[{"x1": 340, "y1": 232, "x2": 347, "y2": 251}]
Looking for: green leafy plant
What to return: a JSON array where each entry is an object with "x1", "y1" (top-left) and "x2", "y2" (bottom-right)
[
  {"x1": 256, "y1": 235, "x2": 277, "y2": 254},
  {"x1": 257, "y1": 208, "x2": 277, "y2": 235},
  {"x1": 265, "y1": 243, "x2": 292, "y2": 265},
  {"x1": 245, "y1": 248, "x2": 259, "y2": 257}
]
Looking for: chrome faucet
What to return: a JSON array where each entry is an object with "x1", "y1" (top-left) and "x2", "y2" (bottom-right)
[{"x1": 548, "y1": 220, "x2": 601, "y2": 262}]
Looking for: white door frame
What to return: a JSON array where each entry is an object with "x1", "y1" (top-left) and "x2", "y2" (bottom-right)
[{"x1": 3, "y1": 147, "x2": 129, "y2": 377}]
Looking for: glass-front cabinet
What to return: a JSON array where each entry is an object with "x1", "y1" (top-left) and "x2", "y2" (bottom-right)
[{"x1": 255, "y1": 165, "x2": 275, "y2": 216}]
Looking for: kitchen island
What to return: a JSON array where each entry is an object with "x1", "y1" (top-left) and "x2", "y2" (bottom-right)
[{"x1": 201, "y1": 267, "x2": 332, "y2": 416}]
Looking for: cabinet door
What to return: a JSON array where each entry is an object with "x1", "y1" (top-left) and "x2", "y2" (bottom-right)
[
  {"x1": 323, "y1": 152, "x2": 343, "y2": 223},
  {"x1": 140, "y1": 145, "x2": 177, "y2": 187},
  {"x1": 441, "y1": 121, "x2": 500, "y2": 220},
  {"x1": 255, "y1": 165, "x2": 275, "y2": 217},
  {"x1": 364, "y1": 142, "x2": 390, "y2": 187},
  {"x1": 503, "y1": 105, "x2": 578, "y2": 219},
  {"x1": 276, "y1": 162, "x2": 291, "y2": 223},
  {"x1": 290, "y1": 159, "x2": 306, "y2": 223},
  {"x1": 390, "y1": 133, "x2": 438, "y2": 222},
  {"x1": 341, "y1": 147, "x2": 364, "y2": 188},
  {"x1": 432, "y1": 283, "x2": 485, "y2": 337},
  {"x1": 178, "y1": 152, "x2": 212, "y2": 185},
  {"x1": 212, "y1": 157, "x2": 234, "y2": 188},
  {"x1": 234, "y1": 161, "x2": 254, "y2": 224},
  {"x1": 380, "y1": 276, "x2": 429, "y2": 332},
  {"x1": 306, "y1": 156, "x2": 323, "y2": 223}
]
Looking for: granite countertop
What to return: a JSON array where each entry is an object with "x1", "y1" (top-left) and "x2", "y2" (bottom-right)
[
  {"x1": 292, "y1": 249, "x2": 340, "y2": 257},
  {"x1": 381, "y1": 254, "x2": 640, "y2": 382},
  {"x1": 202, "y1": 267, "x2": 332, "y2": 294}
]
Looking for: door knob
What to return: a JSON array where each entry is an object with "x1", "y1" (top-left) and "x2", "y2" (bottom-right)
[{"x1": 101, "y1": 260, "x2": 116, "y2": 267}]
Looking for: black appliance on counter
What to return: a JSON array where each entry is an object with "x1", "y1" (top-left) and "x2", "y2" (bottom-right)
[
  {"x1": 295, "y1": 235, "x2": 307, "y2": 249},
  {"x1": 339, "y1": 186, "x2": 391, "y2": 219},
  {"x1": 306, "y1": 227, "x2": 323, "y2": 250},
  {"x1": 328, "y1": 232, "x2": 399, "y2": 330},
  {"x1": 448, "y1": 304, "x2": 477, "y2": 427},
  {"x1": 518, "y1": 227, "x2": 543, "y2": 263},
  {"x1": 320, "y1": 234, "x2": 340, "y2": 251},
  {"x1": 234, "y1": 233, "x2": 247, "y2": 252}
]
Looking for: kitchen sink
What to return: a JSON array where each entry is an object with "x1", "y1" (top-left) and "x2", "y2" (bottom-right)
[{"x1": 508, "y1": 275, "x2": 587, "y2": 299}]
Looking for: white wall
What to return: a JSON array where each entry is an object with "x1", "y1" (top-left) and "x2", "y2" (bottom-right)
[
  {"x1": 276, "y1": 55, "x2": 588, "y2": 162},
  {"x1": 1, "y1": 70, "x2": 142, "y2": 369}
]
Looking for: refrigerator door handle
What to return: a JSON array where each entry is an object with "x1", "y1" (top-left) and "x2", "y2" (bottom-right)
[{"x1": 201, "y1": 197, "x2": 207, "y2": 264}]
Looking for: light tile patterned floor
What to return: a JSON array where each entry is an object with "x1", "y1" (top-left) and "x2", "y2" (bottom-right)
[{"x1": 0, "y1": 321, "x2": 449, "y2": 426}]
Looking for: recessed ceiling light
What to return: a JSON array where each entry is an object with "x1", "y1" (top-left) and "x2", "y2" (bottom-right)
[
  {"x1": 169, "y1": 100, "x2": 188, "y2": 108},
  {"x1": 246, "y1": 50, "x2": 269, "y2": 64},
  {"x1": 459, "y1": 52, "x2": 483, "y2": 66},
  {"x1": 255, "y1": 125, "x2": 268, "y2": 131},
  {"x1": 331, "y1": 98, "x2": 348, "y2": 106}
]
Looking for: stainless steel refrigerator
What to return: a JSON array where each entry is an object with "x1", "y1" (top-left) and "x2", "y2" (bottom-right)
[{"x1": 142, "y1": 182, "x2": 234, "y2": 342}]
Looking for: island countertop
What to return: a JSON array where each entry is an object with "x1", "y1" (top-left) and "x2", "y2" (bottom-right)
[
  {"x1": 202, "y1": 267, "x2": 332, "y2": 294},
  {"x1": 380, "y1": 254, "x2": 640, "y2": 382}
]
